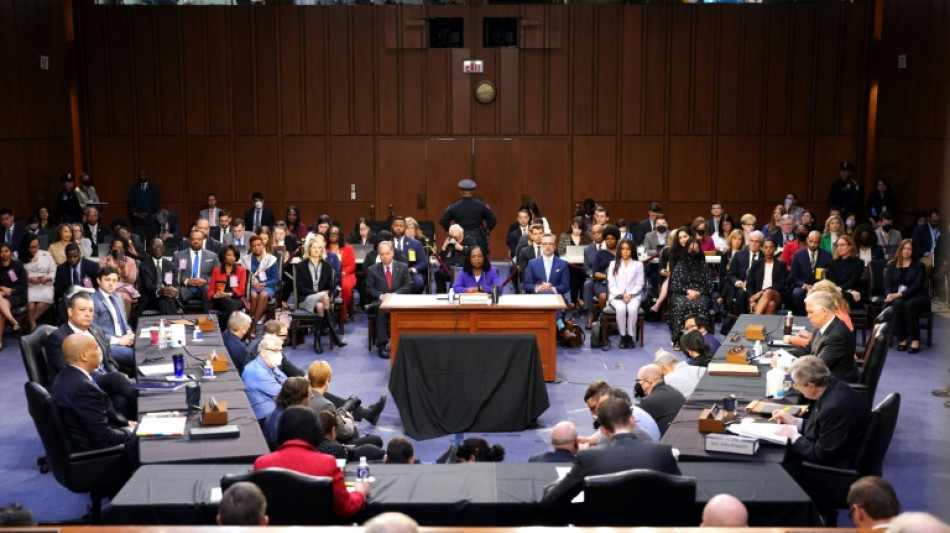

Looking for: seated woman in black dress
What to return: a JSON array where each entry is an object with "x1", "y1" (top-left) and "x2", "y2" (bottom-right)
[
  {"x1": 668, "y1": 238, "x2": 715, "y2": 350},
  {"x1": 0, "y1": 243, "x2": 28, "y2": 343},
  {"x1": 747, "y1": 239, "x2": 787, "y2": 315},
  {"x1": 884, "y1": 239, "x2": 930, "y2": 354},
  {"x1": 207, "y1": 245, "x2": 248, "y2": 330},
  {"x1": 825, "y1": 234, "x2": 865, "y2": 308}
]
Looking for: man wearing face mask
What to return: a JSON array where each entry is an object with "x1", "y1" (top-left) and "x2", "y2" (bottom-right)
[
  {"x1": 242, "y1": 334, "x2": 289, "y2": 420},
  {"x1": 635, "y1": 364, "x2": 685, "y2": 437},
  {"x1": 76, "y1": 172, "x2": 101, "y2": 211},
  {"x1": 244, "y1": 192, "x2": 275, "y2": 235},
  {"x1": 59, "y1": 173, "x2": 84, "y2": 224},
  {"x1": 875, "y1": 211, "x2": 901, "y2": 260},
  {"x1": 724, "y1": 230, "x2": 765, "y2": 315},
  {"x1": 781, "y1": 224, "x2": 811, "y2": 269},
  {"x1": 784, "y1": 192, "x2": 805, "y2": 225}
]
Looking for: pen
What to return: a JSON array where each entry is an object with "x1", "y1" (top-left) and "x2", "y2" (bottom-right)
[{"x1": 769, "y1": 406, "x2": 791, "y2": 421}]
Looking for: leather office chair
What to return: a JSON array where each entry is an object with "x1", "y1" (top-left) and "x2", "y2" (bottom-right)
[
  {"x1": 287, "y1": 268, "x2": 316, "y2": 350},
  {"x1": 582, "y1": 468, "x2": 698, "y2": 526},
  {"x1": 849, "y1": 320, "x2": 891, "y2": 409},
  {"x1": 797, "y1": 392, "x2": 900, "y2": 526},
  {"x1": 20, "y1": 325, "x2": 56, "y2": 387},
  {"x1": 220, "y1": 468, "x2": 335, "y2": 525},
  {"x1": 24, "y1": 382, "x2": 132, "y2": 523}
]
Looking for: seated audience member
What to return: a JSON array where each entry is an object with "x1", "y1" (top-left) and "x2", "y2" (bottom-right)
[
  {"x1": 787, "y1": 291, "x2": 857, "y2": 381},
  {"x1": 242, "y1": 334, "x2": 288, "y2": 420},
  {"x1": 241, "y1": 235, "x2": 278, "y2": 333},
  {"x1": 772, "y1": 356, "x2": 869, "y2": 470},
  {"x1": 679, "y1": 329, "x2": 713, "y2": 369},
  {"x1": 701, "y1": 494, "x2": 748, "y2": 528},
  {"x1": 51, "y1": 333, "x2": 138, "y2": 458},
  {"x1": 362, "y1": 230, "x2": 408, "y2": 267},
  {"x1": 581, "y1": 381, "x2": 660, "y2": 444},
  {"x1": 654, "y1": 348, "x2": 704, "y2": 398},
  {"x1": 785, "y1": 280, "x2": 854, "y2": 349},
  {"x1": 390, "y1": 216, "x2": 426, "y2": 293},
  {"x1": 884, "y1": 239, "x2": 930, "y2": 354},
  {"x1": 365, "y1": 241, "x2": 412, "y2": 359},
  {"x1": 825, "y1": 234, "x2": 865, "y2": 308},
  {"x1": 54, "y1": 243, "x2": 100, "y2": 303},
  {"x1": 216, "y1": 482, "x2": 268, "y2": 526},
  {"x1": 245, "y1": 191, "x2": 275, "y2": 235},
  {"x1": 0, "y1": 207, "x2": 30, "y2": 251},
  {"x1": 210, "y1": 210, "x2": 231, "y2": 241},
  {"x1": 434, "y1": 224, "x2": 473, "y2": 294},
  {"x1": 178, "y1": 218, "x2": 221, "y2": 254},
  {"x1": 208, "y1": 245, "x2": 247, "y2": 329},
  {"x1": 580, "y1": 224, "x2": 605, "y2": 318},
  {"x1": 70, "y1": 223, "x2": 93, "y2": 259},
  {"x1": 634, "y1": 203, "x2": 663, "y2": 245},
  {"x1": 198, "y1": 194, "x2": 220, "y2": 230},
  {"x1": 452, "y1": 245, "x2": 500, "y2": 294},
  {"x1": 853, "y1": 224, "x2": 885, "y2": 267},
  {"x1": 248, "y1": 319, "x2": 304, "y2": 378},
  {"x1": 587, "y1": 225, "x2": 620, "y2": 323},
  {"x1": 667, "y1": 239, "x2": 714, "y2": 349},
  {"x1": 507, "y1": 208, "x2": 532, "y2": 259},
  {"x1": 293, "y1": 236, "x2": 346, "y2": 352},
  {"x1": 528, "y1": 421, "x2": 578, "y2": 463},
  {"x1": 789, "y1": 231, "x2": 831, "y2": 316},
  {"x1": 314, "y1": 409, "x2": 348, "y2": 460},
  {"x1": 456, "y1": 437, "x2": 505, "y2": 462},
  {"x1": 559, "y1": 216, "x2": 592, "y2": 306},
  {"x1": 762, "y1": 204, "x2": 787, "y2": 235},
  {"x1": 110, "y1": 222, "x2": 144, "y2": 260},
  {"x1": 781, "y1": 224, "x2": 809, "y2": 268},
  {"x1": 92, "y1": 267, "x2": 136, "y2": 371},
  {"x1": 19, "y1": 236, "x2": 56, "y2": 332},
  {"x1": 175, "y1": 229, "x2": 219, "y2": 312},
  {"x1": 607, "y1": 238, "x2": 644, "y2": 349},
  {"x1": 153, "y1": 209, "x2": 182, "y2": 248},
  {"x1": 348, "y1": 216, "x2": 376, "y2": 247},
  {"x1": 683, "y1": 313, "x2": 720, "y2": 353},
  {"x1": 45, "y1": 292, "x2": 135, "y2": 417},
  {"x1": 285, "y1": 206, "x2": 309, "y2": 242},
  {"x1": 821, "y1": 214, "x2": 844, "y2": 253},
  {"x1": 725, "y1": 230, "x2": 765, "y2": 315},
  {"x1": 540, "y1": 396, "x2": 680, "y2": 510},
  {"x1": 524, "y1": 233, "x2": 573, "y2": 342},
  {"x1": 384, "y1": 438, "x2": 415, "y2": 464},
  {"x1": 769, "y1": 214, "x2": 797, "y2": 248},
  {"x1": 516, "y1": 222, "x2": 546, "y2": 288},
  {"x1": 98, "y1": 238, "x2": 139, "y2": 315},
  {"x1": 692, "y1": 216, "x2": 716, "y2": 252},
  {"x1": 253, "y1": 405, "x2": 369, "y2": 518},
  {"x1": 223, "y1": 311, "x2": 253, "y2": 374},
  {"x1": 739, "y1": 213, "x2": 757, "y2": 244},
  {"x1": 636, "y1": 364, "x2": 686, "y2": 436},
  {"x1": 48, "y1": 224, "x2": 73, "y2": 265},
  {"x1": 263, "y1": 376, "x2": 311, "y2": 451},
  {"x1": 0, "y1": 243, "x2": 27, "y2": 338},
  {"x1": 847, "y1": 476, "x2": 900, "y2": 530},
  {"x1": 324, "y1": 223, "x2": 355, "y2": 319},
  {"x1": 747, "y1": 239, "x2": 787, "y2": 315},
  {"x1": 271, "y1": 223, "x2": 298, "y2": 257},
  {"x1": 307, "y1": 360, "x2": 386, "y2": 428},
  {"x1": 876, "y1": 211, "x2": 902, "y2": 260},
  {"x1": 222, "y1": 219, "x2": 252, "y2": 247},
  {"x1": 711, "y1": 213, "x2": 735, "y2": 252},
  {"x1": 137, "y1": 238, "x2": 180, "y2": 315},
  {"x1": 365, "y1": 512, "x2": 419, "y2": 533},
  {"x1": 889, "y1": 512, "x2": 950, "y2": 533}
]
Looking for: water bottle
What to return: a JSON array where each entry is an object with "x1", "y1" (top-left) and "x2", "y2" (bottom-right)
[
  {"x1": 783, "y1": 311, "x2": 793, "y2": 336},
  {"x1": 783, "y1": 373, "x2": 794, "y2": 395},
  {"x1": 753, "y1": 340, "x2": 762, "y2": 359},
  {"x1": 448, "y1": 288, "x2": 455, "y2": 304},
  {"x1": 158, "y1": 319, "x2": 168, "y2": 350},
  {"x1": 204, "y1": 358, "x2": 214, "y2": 378},
  {"x1": 357, "y1": 456, "x2": 369, "y2": 482}
]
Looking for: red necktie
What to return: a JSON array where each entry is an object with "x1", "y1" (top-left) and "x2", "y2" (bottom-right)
[{"x1": 385, "y1": 265, "x2": 392, "y2": 290}]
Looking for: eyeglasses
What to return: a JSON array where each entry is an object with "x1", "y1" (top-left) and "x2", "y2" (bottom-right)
[{"x1": 635, "y1": 379, "x2": 652, "y2": 385}]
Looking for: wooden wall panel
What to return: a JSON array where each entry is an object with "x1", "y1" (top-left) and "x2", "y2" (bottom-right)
[
  {"x1": 378, "y1": 140, "x2": 426, "y2": 217},
  {"x1": 764, "y1": 5, "x2": 790, "y2": 135},
  {"x1": 620, "y1": 8, "x2": 644, "y2": 136},
  {"x1": 813, "y1": 136, "x2": 858, "y2": 213},
  {"x1": 255, "y1": 9, "x2": 279, "y2": 136},
  {"x1": 82, "y1": 9, "x2": 111, "y2": 136},
  {"x1": 643, "y1": 5, "x2": 668, "y2": 135},
  {"x1": 303, "y1": 10, "x2": 326, "y2": 135},
  {"x1": 839, "y1": 4, "x2": 868, "y2": 135},
  {"x1": 738, "y1": 8, "x2": 766, "y2": 135},
  {"x1": 764, "y1": 137, "x2": 809, "y2": 205},
  {"x1": 692, "y1": 8, "x2": 716, "y2": 135},
  {"x1": 499, "y1": 48, "x2": 520, "y2": 135},
  {"x1": 401, "y1": 49, "x2": 426, "y2": 135},
  {"x1": 546, "y1": 24, "x2": 570, "y2": 135},
  {"x1": 0, "y1": 141, "x2": 29, "y2": 213},
  {"x1": 186, "y1": 137, "x2": 233, "y2": 205},
  {"x1": 424, "y1": 49, "x2": 449, "y2": 135},
  {"x1": 204, "y1": 10, "x2": 228, "y2": 135},
  {"x1": 594, "y1": 7, "x2": 619, "y2": 135},
  {"x1": 572, "y1": 137, "x2": 615, "y2": 201},
  {"x1": 475, "y1": 139, "x2": 522, "y2": 242},
  {"x1": 717, "y1": 9, "x2": 741, "y2": 136},
  {"x1": 668, "y1": 136, "x2": 711, "y2": 202},
  {"x1": 89, "y1": 137, "x2": 136, "y2": 208},
  {"x1": 425, "y1": 139, "x2": 472, "y2": 224},
  {"x1": 451, "y1": 49, "x2": 472, "y2": 135},
  {"x1": 280, "y1": 8, "x2": 303, "y2": 136},
  {"x1": 182, "y1": 10, "x2": 207, "y2": 136},
  {"x1": 522, "y1": 50, "x2": 545, "y2": 135},
  {"x1": 351, "y1": 9, "x2": 376, "y2": 135},
  {"x1": 619, "y1": 136, "x2": 664, "y2": 203},
  {"x1": 234, "y1": 137, "x2": 279, "y2": 203},
  {"x1": 131, "y1": 11, "x2": 159, "y2": 136},
  {"x1": 571, "y1": 7, "x2": 594, "y2": 135},
  {"x1": 716, "y1": 136, "x2": 761, "y2": 204},
  {"x1": 230, "y1": 10, "x2": 255, "y2": 136},
  {"x1": 104, "y1": 9, "x2": 134, "y2": 136},
  {"x1": 520, "y1": 139, "x2": 571, "y2": 230},
  {"x1": 139, "y1": 137, "x2": 184, "y2": 204},
  {"x1": 25, "y1": 138, "x2": 74, "y2": 215},
  {"x1": 813, "y1": 7, "x2": 841, "y2": 136},
  {"x1": 282, "y1": 137, "x2": 327, "y2": 203},
  {"x1": 668, "y1": 7, "x2": 691, "y2": 136},
  {"x1": 788, "y1": 6, "x2": 816, "y2": 136},
  {"x1": 329, "y1": 137, "x2": 374, "y2": 203}
]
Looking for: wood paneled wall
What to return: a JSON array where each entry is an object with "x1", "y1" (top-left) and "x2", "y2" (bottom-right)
[
  {"x1": 0, "y1": 0, "x2": 73, "y2": 221},
  {"x1": 74, "y1": 2, "x2": 877, "y2": 256},
  {"x1": 874, "y1": 0, "x2": 950, "y2": 218}
]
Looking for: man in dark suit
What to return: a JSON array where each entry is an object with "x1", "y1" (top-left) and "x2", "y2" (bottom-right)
[
  {"x1": 209, "y1": 210, "x2": 232, "y2": 242},
  {"x1": 244, "y1": 191, "x2": 275, "y2": 235},
  {"x1": 724, "y1": 230, "x2": 765, "y2": 314},
  {"x1": 45, "y1": 293, "x2": 136, "y2": 418},
  {"x1": 362, "y1": 231, "x2": 408, "y2": 267},
  {"x1": 789, "y1": 231, "x2": 832, "y2": 316},
  {"x1": 154, "y1": 209, "x2": 182, "y2": 248},
  {"x1": 517, "y1": 223, "x2": 545, "y2": 292},
  {"x1": 138, "y1": 239, "x2": 181, "y2": 315},
  {"x1": 788, "y1": 291, "x2": 858, "y2": 381},
  {"x1": 54, "y1": 244, "x2": 100, "y2": 302},
  {"x1": 580, "y1": 225, "x2": 604, "y2": 317},
  {"x1": 128, "y1": 170, "x2": 159, "y2": 230},
  {"x1": 0, "y1": 207, "x2": 30, "y2": 251},
  {"x1": 82, "y1": 206, "x2": 109, "y2": 258},
  {"x1": 221, "y1": 219, "x2": 254, "y2": 247},
  {"x1": 50, "y1": 333, "x2": 137, "y2": 454},
  {"x1": 705, "y1": 200, "x2": 724, "y2": 238},
  {"x1": 175, "y1": 230, "x2": 220, "y2": 312},
  {"x1": 92, "y1": 267, "x2": 136, "y2": 370},
  {"x1": 773, "y1": 355, "x2": 869, "y2": 470},
  {"x1": 529, "y1": 421, "x2": 578, "y2": 463},
  {"x1": 391, "y1": 217, "x2": 427, "y2": 294},
  {"x1": 913, "y1": 208, "x2": 942, "y2": 267},
  {"x1": 636, "y1": 364, "x2": 686, "y2": 436},
  {"x1": 178, "y1": 218, "x2": 222, "y2": 254},
  {"x1": 506, "y1": 208, "x2": 531, "y2": 259},
  {"x1": 365, "y1": 241, "x2": 412, "y2": 359},
  {"x1": 633, "y1": 202, "x2": 663, "y2": 246},
  {"x1": 768, "y1": 214, "x2": 797, "y2": 248},
  {"x1": 540, "y1": 396, "x2": 680, "y2": 510},
  {"x1": 223, "y1": 311, "x2": 253, "y2": 374}
]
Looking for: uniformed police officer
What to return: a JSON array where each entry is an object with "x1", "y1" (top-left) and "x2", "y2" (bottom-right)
[
  {"x1": 439, "y1": 179, "x2": 497, "y2": 255},
  {"x1": 59, "y1": 172, "x2": 84, "y2": 224},
  {"x1": 827, "y1": 161, "x2": 861, "y2": 217}
]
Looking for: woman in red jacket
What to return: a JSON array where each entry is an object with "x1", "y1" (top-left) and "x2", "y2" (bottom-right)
[
  {"x1": 208, "y1": 245, "x2": 248, "y2": 330},
  {"x1": 254, "y1": 406, "x2": 370, "y2": 518},
  {"x1": 325, "y1": 223, "x2": 356, "y2": 320}
]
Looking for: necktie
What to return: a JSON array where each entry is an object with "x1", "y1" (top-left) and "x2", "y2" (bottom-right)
[
  {"x1": 155, "y1": 259, "x2": 163, "y2": 280},
  {"x1": 236, "y1": 237, "x2": 242, "y2": 246},
  {"x1": 5, "y1": 228, "x2": 10, "y2": 244},
  {"x1": 73, "y1": 266, "x2": 81, "y2": 286},
  {"x1": 385, "y1": 265, "x2": 392, "y2": 290},
  {"x1": 255, "y1": 210, "x2": 261, "y2": 232},
  {"x1": 748, "y1": 252, "x2": 757, "y2": 276},
  {"x1": 810, "y1": 251, "x2": 817, "y2": 271},
  {"x1": 191, "y1": 251, "x2": 200, "y2": 293},
  {"x1": 112, "y1": 294, "x2": 127, "y2": 335},
  {"x1": 536, "y1": 245, "x2": 541, "y2": 257},
  {"x1": 141, "y1": 183, "x2": 146, "y2": 192}
]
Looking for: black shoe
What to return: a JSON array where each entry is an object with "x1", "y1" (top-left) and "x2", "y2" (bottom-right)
[
  {"x1": 625, "y1": 335, "x2": 635, "y2": 349},
  {"x1": 896, "y1": 343, "x2": 907, "y2": 352},
  {"x1": 326, "y1": 310, "x2": 348, "y2": 347},
  {"x1": 365, "y1": 395, "x2": 387, "y2": 425},
  {"x1": 377, "y1": 345, "x2": 391, "y2": 359},
  {"x1": 908, "y1": 345, "x2": 920, "y2": 354},
  {"x1": 314, "y1": 332, "x2": 324, "y2": 354}
]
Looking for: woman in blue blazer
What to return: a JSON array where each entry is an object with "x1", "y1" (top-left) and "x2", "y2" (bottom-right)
[{"x1": 452, "y1": 246, "x2": 500, "y2": 294}]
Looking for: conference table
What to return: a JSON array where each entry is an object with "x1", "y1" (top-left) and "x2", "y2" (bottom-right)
[
  {"x1": 661, "y1": 313, "x2": 811, "y2": 463},
  {"x1": 102, "y1": 461, "x2": 819, "y2": 526},
  {"x1": 380, "y1": 293, "x2": 567, "y2": 382},
  {"x1": 133, "y1": 315, "x2": 269, "y2": 465}
]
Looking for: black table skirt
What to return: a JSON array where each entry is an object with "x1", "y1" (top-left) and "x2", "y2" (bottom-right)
[{"x1": 389, "y1": 334, "x2": 550, "y2": 440}]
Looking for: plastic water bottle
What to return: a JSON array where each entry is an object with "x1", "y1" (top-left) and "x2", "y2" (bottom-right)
[
  {"x1": 783, "y1": 373, "x2": 794, "y2": 395},
  {"x1": 204, "y1": 358, "x2": 214, "y2": 378},
  {"x1": 448, "y1": 288, "x2": 455, "y2": 304},
  {"x1": 753, "y1": 340, "x2": 762, "y2": 359},
  {"x1": 357, "y1": 456, "x2": 369, "y2": 482},
  {"x1": 158, "y1": 319, "x2": 168, "y2": 350}
]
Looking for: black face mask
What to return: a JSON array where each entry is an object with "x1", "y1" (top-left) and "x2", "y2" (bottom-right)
[
  {"x1": 797, "y1": 232, "x2": 809, "y2": 242},
  {"x1": 688, "y1": 251, "x2": 702, "y2": 260},
  {"x1": 695, "y1": 228, "x2": 705, "y2": 235},
  {"x1": 881, "y1": 224, "x2": 893, "y2": 232},
  {"x1": 656, "y1": 226, "x2": 668, "y2": 234},
  {"x1": 82, "y1": 180, "x2": 92, "y2": 187},
  {"x1": 634, "y1": 383, "x2": 646, "y2": 398},
  {"x1": 931, "y1": 221, "x2": 941, "y2": 228}
]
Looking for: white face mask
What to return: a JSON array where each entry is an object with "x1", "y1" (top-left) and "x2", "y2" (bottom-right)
[
  {"x1": 254, "y1": 201, "x2": 263, "y2": 209},
  {"x1": 267, "y1": 351, "x2": 283, "y2": 368},
  {"x1": 784, "y1": 199, "x2": 792, "y2": 208}
]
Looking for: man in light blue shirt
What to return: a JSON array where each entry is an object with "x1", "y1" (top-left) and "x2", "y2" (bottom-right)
[{"x1": 242, "y1": 334, "x2": 287, "y2": 419}]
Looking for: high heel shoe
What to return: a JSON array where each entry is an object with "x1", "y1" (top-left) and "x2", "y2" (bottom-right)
[
  {"x1": 326, "y1": 309, "x2": 347, "y2": 347},
  {"x1": 896, "y1": 340, "x2": 908, "y2": 352},
  {"x1": 908, "y1": 342, "x2": 920, "y2": 354}
]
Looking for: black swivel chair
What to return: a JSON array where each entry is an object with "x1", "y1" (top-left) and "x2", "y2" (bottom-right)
[
  {"x1": 20, "y1": 325, "x2": 57, "y2": 387},
  {"x1": 849, "y1": 320, "x2": 891, "y2": 409},
  {"x1": 797, "y1": 392, "x2": 901, "y2": 526},
  {"x1": 220, "y1": 468, "x2": 335, "y2": 525},
  {"x1": 24, "y1": 382, "x2": 132, "y2": 523},
  {"x1": 582, "y1": 468, "x2": 698, "y2": 526}
]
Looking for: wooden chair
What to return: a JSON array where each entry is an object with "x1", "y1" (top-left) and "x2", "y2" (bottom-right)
[{"x1": 599, "y1": 306, "x2": 645, "y2": 347}]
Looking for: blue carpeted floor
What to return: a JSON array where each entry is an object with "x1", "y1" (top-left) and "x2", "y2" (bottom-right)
[{"x1": 1, "y1": 291, "x2": 948, "y2": 525}]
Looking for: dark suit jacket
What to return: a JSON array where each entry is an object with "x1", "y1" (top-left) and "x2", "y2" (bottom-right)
[
  {"x1": 725, "y1": 249, "x2": 761, "y2": 287},
  {"x1": 54, "y1": 259, "x2": 101, "y2": 301},
  {"x1": 540, "y1": 432, "x2": 680, "y2": 510},
  {"x1": 50, "y1": 365, "x2": 133, "y2": 452},
  {"x1": 92, "y1": 290, "x2": 131, "y2": 341},
  {"x1": 45, "y1": 323, "x2": 120, "y2": 385},
  {"x1": 2, "y1": 223, "x2": 30, "y2": 251},
  {"x1": 363, "y1": 248, "x2": 408, "y2": 268},
  {"x1": 177, "y1": 237, "x2": 222, "y2": 255},
  {"x1": 517, "y1": 243, "x2": 542, "y2": 279},
  {"x1": 127, "y1": 182, "x2": 159, "y2": 220},
  {"x1": 583, "y1": 242, "x2": 599, "y2": 277},
  {"x1": 638, "y1": 382, "x2": 686, "y2": 436},
  {"x1": 789, "y1": 317, "x2": 858, "y2": 381},
  {"x1": 528, "y1": 448, "x2": 575, "y2": 463},
  {"x1": 393, "y1": 236, "x2": 426, "y2": 274},
  {"x1": 634, "y1": 218, "x2": 654, "y2": 245},
  {"x1": 825, "y1": 257, "x2": 864, "y2": 293},
  {"x1": 788, "y1": 378, "x2": 869, "y2": 468},
  {"x1": 244, "y1": 207, "x2": 276, "y2": 233},
  {"x1": 747, "y1": 259, "x2": 788, "y2": 295},
  {"x1": 523, "y1": 256, "x2": 570, "y2": 295},
  {"x1": 223, "y1": 329, "x2": 252, "y2": 375},
  {"x1": 137, "y1": 255, "x2": 178, "y2": 309},
  {"x1": 295, "y1": 259, "x2": 336, "y2": 301},
  {"x1": 82, "y1": 224, "x2": 109, "y2": 254},
  {"x1": 768, "y1": 228, "x2": 796, "y2": 248},
  {"x1": 789, "y1": 248, "x2": 832, "y2": 289},
  {"x1": 507, "y1": 223, "x2": 528, "y2": 258},
  {"x1": 365, "y1": 261, "x2": 412, "y2": 303},
  {"x1": 154, "y1": 212, "x2": 182, "y2": 240},
  {"x1": 913, "y1": 223, "x2": 941, "y2": 258},
  {"x1": 209, "y1": 225, "x2": 231, "y2": 242}
]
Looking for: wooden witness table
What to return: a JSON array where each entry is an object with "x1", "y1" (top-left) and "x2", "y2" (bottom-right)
[{"x1": 380, "y1": 293, "x2": 567, "y2": 382}]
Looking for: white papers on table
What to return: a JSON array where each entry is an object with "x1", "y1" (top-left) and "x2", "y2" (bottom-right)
[
  {"x1": 136, "y1": 415, "x2": 187, "y2": 438},
  {"x1": 727, "y1": 420, "x2": 789, "y2": 445},
  {"x1": 210, "y1": 487, "x2": 222, "y2": 504},
  {"x1": 554, "y1": 466, "x2": 584, "y2": 503},
  {"x1": 773, "y1": 349, "x2": 797, "y2": 371},
  {"x1": 138, "y1": 363, "x2": 175, "y2": 376}
]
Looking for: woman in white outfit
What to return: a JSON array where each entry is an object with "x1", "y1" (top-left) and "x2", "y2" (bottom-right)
[{"x1": 607, "y1": 239, "x2": 644, "y2": 349}]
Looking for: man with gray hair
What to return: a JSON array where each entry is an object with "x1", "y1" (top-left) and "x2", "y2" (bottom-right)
[
  {"x1": 725, "y1": 229, "x2": 766, "y2": 314},
  {"x1": 365, "y1": 240, "x2": 412, "y2": 359},
  {"x1": 788, "y1": 290, "x2": 857, "y2": 381},
  {"x1": 216, "y1": 481, "x2": 268, "y2": 526},
  {"x1": 772, "y1": 355, "x2": 868, "y2": 470},
  {"x1": 242, "y1": 334, "x2": 288, "y2": 419},
  {"x1": 364, "y1": 512, "x2": 419, "y2": 533},
  {"x1": 701, "y1": 493, "x2": 748, "y2": 527},
  {"x1": 529, "y1": 421, "x2": 579, "y2": 463},
  {"x1": 654, "y1": 348, "x2": 704, "y2": 398},
  {"x1": 769, "y1": 214, "x2": 797, "y2": 248}
]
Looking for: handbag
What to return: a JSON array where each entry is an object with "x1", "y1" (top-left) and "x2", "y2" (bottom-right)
[{"x1": 560, "y1": 318, "x2": 586, "y2": 348}]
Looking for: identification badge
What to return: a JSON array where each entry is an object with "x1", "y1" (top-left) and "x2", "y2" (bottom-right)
[
  {"x1": 258, "y1": 271, "x2": 267, "y2": 282},
  {"x1": 7, "y1": 270, "x2": 16, "y2": 282},
  {"x1": 178, "y1": 258, "x2": 187, "y2": 270},
  {"x1": 164, "y1": 272, "x2": 173, "y2": 285},
  {"x1": 229, "y1": 275, "x2": 239, "y2": 287},
  {"x1": 82, "y1": 276, "x2": 93, "y2": 288},
  {"x1": 408, "y1": 249, "x2": 416, "y2": 262},
  {"x1": 898, "y1": 284, "x2": 907, "y2": 293}
]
